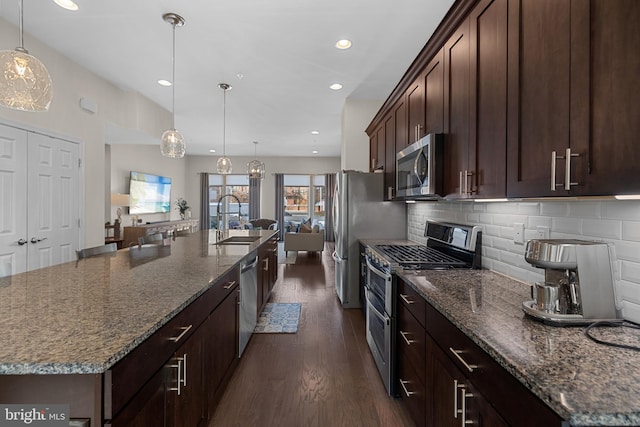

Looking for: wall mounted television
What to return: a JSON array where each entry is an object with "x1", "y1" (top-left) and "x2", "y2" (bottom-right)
[{"x1": 129, "y1": 171, "x2": 172, "y2": 214}]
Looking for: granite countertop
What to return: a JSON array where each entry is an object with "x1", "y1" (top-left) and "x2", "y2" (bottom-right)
[
  {"x1": 0, "y1": 229, "x2": 277, "y2": 376},
  {"x1": 398, "y1": 268, "x2": 640, "y2": 427}
]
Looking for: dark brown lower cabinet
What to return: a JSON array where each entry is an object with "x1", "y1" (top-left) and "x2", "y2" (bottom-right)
[{"x1": 431, "y1": 337, "x2": 508, "y2": 427}]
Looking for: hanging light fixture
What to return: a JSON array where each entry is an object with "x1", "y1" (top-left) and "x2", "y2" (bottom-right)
[
  {"x1": 160, "y1": 13, "x2": 186, "y2": 158},
  {"x1": 0, "y1": 0, "x2": 53, "y2": 112},
  {"x1": 216, "y1": 83, "x2": 233, "y2": 174},
  {"x1": 248, "y1": 141, "x2": 265, "y2": 179}
]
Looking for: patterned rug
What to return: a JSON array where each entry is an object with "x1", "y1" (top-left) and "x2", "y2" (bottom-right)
[{"x1": 254, "y1": 303, "x2": 301, "y2": 333}]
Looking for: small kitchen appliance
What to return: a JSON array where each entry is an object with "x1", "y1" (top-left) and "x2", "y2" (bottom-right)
[
  {"x1": 395, "y1": 133, "x2": 444, "y2": 199},
  {"x1": 522, "y1": 239, "x2": 622, "y2": 326}
]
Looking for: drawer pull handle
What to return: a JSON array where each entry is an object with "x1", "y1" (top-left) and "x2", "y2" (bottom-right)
[
  {"x1": 400, "y1": 331, "x2": 416, "y2": 346},
  {"x1": 168, "y1": 356, "x2": 184, "y2": 395},
  {"x1": 169, "y1": 325, "x2": 193, "y2": 342},
  {"x1": 399, "y1": 379, "x2": 415, "y2": 397},
  {"x1": 461, "y1": 388, "x2": 474, "y2": 426},
  {"x1": 223, "y1": 280, "x2": 237, "y2": 290},
  {"x1": 399, "y1": 294, "x2": 415, "y2": 305},
  {"x1": 449, "y1": 347, "x2": 477, "y2": 372},
  {"x1": 454, "y1": 379, "x2": 466, "y2": 418}
]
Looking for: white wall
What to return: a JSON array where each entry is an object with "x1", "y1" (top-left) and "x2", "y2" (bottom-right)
[
  {"x1": 341, "y1": 99, "x2": 382, "y2": 172},
  {"x1": 185, "y1": 155, "x2": 341, "y2": 221},
  {"x1": 408, "y1": 199, "x2": 640, "y2": 323},
  {"x1": 0, "y1": 17, "x2": 171, "y2": 247}
]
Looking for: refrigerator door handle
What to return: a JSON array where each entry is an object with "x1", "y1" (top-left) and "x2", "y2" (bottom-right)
[{"x1": 332, "y1": 251, "x2": 342, "y2": 263}]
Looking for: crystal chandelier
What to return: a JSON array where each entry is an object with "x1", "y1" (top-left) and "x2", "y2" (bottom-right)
[
  {"x1": 160, "y1": 13, "x2": 186, "y2": 158},
  {"x1": 216, "y1": 83, "x2": 233, "y2": 174},
  {"x1": 0, "y1": 0, "x2": 53, "y2": 112},
  {"x1": 248, "y1": 141, "x2": 265, "y2": 179}
]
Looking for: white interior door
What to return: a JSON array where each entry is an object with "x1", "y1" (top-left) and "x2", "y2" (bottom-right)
[
  {"x1": 0, "y1": 124, "x2": 28, "y2": 277},
  {"x1": 27, "y1": 132, "x2": 80, "y2": 271}
]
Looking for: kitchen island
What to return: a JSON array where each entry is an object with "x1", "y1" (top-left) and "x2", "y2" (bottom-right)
[
  {"x1": 399, "y1": 268, "x2": 640, "y2": 427},
  {"x1": 0, "y1": 229, "x2": 277, "y2": 425}
]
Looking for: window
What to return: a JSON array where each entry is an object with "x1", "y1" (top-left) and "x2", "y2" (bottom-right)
[
  {"x1": 283, "y1": 174, "x2": 326, "y2": 232},
  {"x1": 209, "y1": 174, "x2": 250, "y2": 229}
]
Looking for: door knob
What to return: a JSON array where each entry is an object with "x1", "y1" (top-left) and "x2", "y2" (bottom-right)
[
  {"x1": 30, "y1": 237, "x2": 48, "y2": 244},
  {"x1": 17, "y1": 238, "x2": 27, "y2": 246}
]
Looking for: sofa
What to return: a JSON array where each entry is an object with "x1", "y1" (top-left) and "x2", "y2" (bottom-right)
[{"x1": 283, "y1": 221, "x2": 324, "y2": 254}]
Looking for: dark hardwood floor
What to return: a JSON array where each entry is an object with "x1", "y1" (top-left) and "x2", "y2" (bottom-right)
[{"x1": 208, "y1": 244, "x2": 414, "y2": 427}]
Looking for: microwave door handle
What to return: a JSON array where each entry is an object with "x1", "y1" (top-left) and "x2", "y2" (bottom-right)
[
  {"x1": 415, "y1": 149, "x2": 429, "y2": 184},
  {"x1": 413, "y1": 148, "x2": 424, "y2": 185}
]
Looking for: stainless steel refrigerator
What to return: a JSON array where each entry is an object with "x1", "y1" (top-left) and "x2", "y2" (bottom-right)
[{"x1": 332, "y1": 171, "x2": 406, "y2": 308}]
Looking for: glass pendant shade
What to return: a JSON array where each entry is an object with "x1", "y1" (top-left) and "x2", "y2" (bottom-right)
[
  {"x1": 0, "y1": 0, "x2": 53, "y2": 112},
  {"x1": 216, "y1": 83, "x2": 233, "y2": 174},
  {"x1": 160, "y1": 128, "x2": 185, "y2": 158},
  {"x1": 248, "y1": 160, "x2": 265, "y2": 179},
  {"x1": 160, "y1": 13, "x2": 185, "y2": 158},
  {"x1": 217, "y1": 156, "x2": 232, "y2": 174}
]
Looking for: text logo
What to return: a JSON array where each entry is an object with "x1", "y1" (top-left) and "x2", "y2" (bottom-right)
[{"x1": 0, "y1": 405, "x2": 68, "y2": 427}]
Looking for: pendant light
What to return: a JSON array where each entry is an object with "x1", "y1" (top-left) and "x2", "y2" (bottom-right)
[
  {"x1": 0, "y1": 0, "x2": 53, "y2": 112},
  {"x1": 216, "y1": 83, "x2": 233, "y2": 174},
  {"x1": 248, "y1": 141, "x2": 265, "y2": 179},
  {"x1": 160, "y1": 13, "x2": 186, "y2": 158}
]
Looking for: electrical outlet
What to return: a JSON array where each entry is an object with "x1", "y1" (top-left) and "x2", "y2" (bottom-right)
[
  {"x1": 536, "y1": 226, "x2": 550, "y2": 239},
  {"x1": 513, "y1": 223, "x2": 525, "y2": 244}
]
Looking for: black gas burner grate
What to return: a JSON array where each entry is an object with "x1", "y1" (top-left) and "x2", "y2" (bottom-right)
[{"x1": 375, "y1": 244, "x2": 467, "y2": 268}]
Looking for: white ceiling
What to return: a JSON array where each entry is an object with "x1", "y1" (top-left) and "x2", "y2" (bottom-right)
[{"x1": 0, "y1": 0, "x2": 454, "y2": 158}]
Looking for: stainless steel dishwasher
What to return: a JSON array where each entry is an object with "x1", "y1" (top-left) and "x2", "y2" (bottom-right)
[{"x1": 239, "y1": 251, "x2": 258, "y2": 356}]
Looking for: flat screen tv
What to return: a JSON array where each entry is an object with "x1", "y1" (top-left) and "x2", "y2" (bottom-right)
[{"x1": 129, "y1": 171, "x2": 172, "y2": 214}]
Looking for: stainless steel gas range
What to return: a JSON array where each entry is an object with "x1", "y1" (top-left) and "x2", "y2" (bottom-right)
[{"x1": 363, "y1": 220, "x2": 482, "y2": 396}]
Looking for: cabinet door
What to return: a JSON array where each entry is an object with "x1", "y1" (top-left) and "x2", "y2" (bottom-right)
[
  {"x1": 106, "y1": 368, "x2": 167, "y2": 427},
  {"x1": 205, "y1": 287, "x2": 239, "y2": 416},
  {"x1": 424, "y1": 48, "x2": 445, "y2": 136},
  {"x1": 443, "y1": 18, "x2": 471, "y2": 197},
  {"x1": 383, "y1": 113, "x2": 395, "y2": 200},
  {"x1": 375, "y1": 123, "x2": 385, "y2": 171},
  {"x1": 570, "y1": 0, "x2": 640, "y2": 195},
  {"x1": 369, "y1": 133, "x2": 378, "y2": 172},
  {"x1": 394, "y1": 96, "x2": 408, "y2": 151},
  {"x1": 507, "y1": 0, "x2": 572, "y2": 197},
  {"x1": 407, "y1": 76, "x2": 425, "y2": 144},
  {"x1": 469, "y1": 0, "x2": 508, "y2": 198},
  {"x1": 166, "y1": 329, "x2": 205, "y2": 427}
]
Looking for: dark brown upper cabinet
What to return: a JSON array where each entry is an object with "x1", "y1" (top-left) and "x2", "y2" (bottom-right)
[
  {"x1": 424, "y1": 48, "x2": 445, "y2": 136},
  {"x1": 407, "y1": 76, "x2": 425, "y2": 145}
]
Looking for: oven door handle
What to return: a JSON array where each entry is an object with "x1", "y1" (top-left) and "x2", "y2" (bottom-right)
[
  {"x1": 365, "y1": 257, "x2": 392, "y2": 281},
  {"x1": 365, "y1": 288, "x2": 390, "y2": 325}
]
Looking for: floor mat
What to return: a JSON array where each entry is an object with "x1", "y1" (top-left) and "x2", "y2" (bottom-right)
[{"x1": 254, "y1": 302, "x2": 301, "y2": 333}]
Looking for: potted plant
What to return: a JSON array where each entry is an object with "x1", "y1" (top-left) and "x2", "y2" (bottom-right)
[{"x1": 175, "y1": 197, "x2": 190, "y2": 219}]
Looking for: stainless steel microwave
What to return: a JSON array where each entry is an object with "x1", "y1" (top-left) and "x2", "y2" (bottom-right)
[{"x1": 395, "y1": 133, "x2": 444, "y2": 199}]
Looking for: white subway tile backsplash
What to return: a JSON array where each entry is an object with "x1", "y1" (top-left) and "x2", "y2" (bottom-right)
[
  {"x1": 568, "y1": 201, "x2": 601, "y2": 218},
  {"x1": 551, "y1": 217, "x2": 582, "y2": 235},
  {"x1": 622, "y1": 221, "x2": 640, "y2": 243},
  {"x1": 582, "y1": 219, "x2": 621, "y2": 240},
  {"x1": 408, "y1": 199, "x2": 640, "y2": 322},
  {"x1": 602, "y1": 200, "x2": 640, "y2": 221}
]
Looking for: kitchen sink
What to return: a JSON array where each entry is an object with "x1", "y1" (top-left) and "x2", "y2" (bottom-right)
[{"x1": 216, "y1": 236, "x2": 262, "y2": 245}]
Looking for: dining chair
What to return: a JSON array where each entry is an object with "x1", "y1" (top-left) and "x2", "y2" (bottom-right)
[{"x1": 76, "y1": 242, "x2": 118, "y2": 259}]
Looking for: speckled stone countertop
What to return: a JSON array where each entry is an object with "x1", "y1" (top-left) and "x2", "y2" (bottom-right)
[
  {"x1": 0, "y1": 229, "x2": 276, "y2": 376},
  {"x1": 397, "y1": 268, "x2": 640, "y2": 427}
]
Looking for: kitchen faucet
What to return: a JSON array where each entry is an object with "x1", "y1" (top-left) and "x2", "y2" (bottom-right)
[{"x1": 216, "y1": 194, "x2": 242, "y2": 239}]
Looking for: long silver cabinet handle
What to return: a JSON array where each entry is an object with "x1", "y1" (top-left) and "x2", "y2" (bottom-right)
[
  {"x1": 461, "y1": 388, "x2": 474, "y2": 426},
  {"x1": 168, "y1": 357, "x2": 183, "y2": 395},
  {"x1": 399, "y1": 379, "x2": 415, "y2": 397},
  {"x1": 449, "y1": 347, "x2": 477, "y2": 372},
  {"x1": 454, "y1": 379, "x2": 465, "y2": 419},
  {"x1": 399, "y1": 293, "x2": 415, "y2": 305},
  {"x1": 223, "y1": 280, "x2": 237, "y2": 290},
  {"x1": 169, "y1": 325, "x2": 193, "y2": 342},
  {"x1": 182, "y1": 353, "x2": 187, "y2": 387},
  {"x1": 564, "y1": 147, "x2": 580, "y2": 190},
  {"x1": 399, "y1": 331, "x2": 415, "y2": 346},
  {"x1": 551, "y1": 151, "x2": 561, "y2": 191}
]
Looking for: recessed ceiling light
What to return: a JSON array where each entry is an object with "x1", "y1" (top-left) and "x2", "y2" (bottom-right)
[
  {"x1": 53, "y1": 0, "x2": 79, "y2": 11},
  {"x1": 311, "y1": 130, "x2": 319, "y2": 135},
  {"x1": 335, "y1": 39, "x2": 352, "y2": 50},
  {"x1": 312, "y1": 150, "x2": 319, "y2": 154},
  {"x1": 329, "y1": 83, "x2": 343, "y2": 91},
  {"x1": 158, "y1": 79, "x2": 172, "y2": 87},
  {"x1": 209, "y1": 149, "x2": 216, "y2": 153}
]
